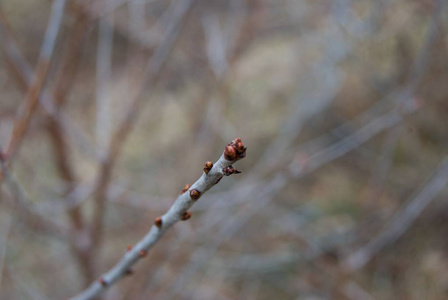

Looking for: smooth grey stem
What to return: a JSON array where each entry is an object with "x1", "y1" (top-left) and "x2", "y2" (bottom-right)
[{"x1": 71, "y1": 141, "x2": 245, "y2": 300}]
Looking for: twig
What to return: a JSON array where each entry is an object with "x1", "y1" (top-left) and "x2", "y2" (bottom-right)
[
  {"x1": 0, "y1": 199, "x2": 14, "y2": 289},
  {"x1": 342, "y1": 156, "x2": 448, "y2": 272},
  {"x1": 0, "y1": 149, "x2": 68, "y2": 237},
  {"x1": 96, "y1": 0, "x2": 115, "y2": 149},
  {"x1": 89, "y1": 0, "x2": 195, "y2": 262},
  {"x1": 70, "y1": 138, "x2": 246, "y2": 300},
  {"x1": 5, "y1": 0, "x2": 67, "y2": 159},
  {"x1": 0, "y1": 6, "x2": 100, "y2": 161},
  {"x1": 1, "y1": 4, "x2": 93, "y2": 284}
]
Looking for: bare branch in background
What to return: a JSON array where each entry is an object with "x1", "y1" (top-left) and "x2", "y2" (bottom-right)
[
  {"x1": 342, "y1": 156, "x2": 448, "y2": 271},
  {"x1": 96, "y1": 0, "x2": 115, "y2": 150},
  {"x1": 89, "y1": 0, "x2": 195, "y2": 268},
  {"x1": 0, "y1": 149, "x2": 68, "y2": 237},
  {"x1": 5, "y1": 0, "x2": 67, "y2": 160},
  {"x1": 0, "y1": 0, "x2": 447, "y2": 298}
]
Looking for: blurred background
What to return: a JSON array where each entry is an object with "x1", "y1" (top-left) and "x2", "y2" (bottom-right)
[{"x1": 1, "y1": 0, "x2": 448, "y2": 299}]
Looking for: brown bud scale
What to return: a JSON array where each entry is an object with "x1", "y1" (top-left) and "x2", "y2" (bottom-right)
[
  {"x1": 224, "y1": 146, "x2": 237, "y2": 161},
  {"x1": 139, "y1": 249, "x2": 147, "y2": 257},
  {"x1": 99, "y1": 277, "x2": 108, "y2": 287},
  {"x1": 181, "y1": 184, "x2": 191, "y2": 194},
  {"x1": 181, "y1": 211, "x2": 192, "y2": 221},
  {"x1": 155, "y1": 217, "x2": 163, "y2": 228},
  {"x1": 127, "y1": 244, "x2": 133, "y2": 252},
  {"x1": 224, "y1": 138, "x2": 247, "y2": 161},
  {"x1": 222, "y1": 165, "x2": 241, "y2": 176},
  {"x1": 203, "y1": 161, "x2": 213, "y2": 174},
  {"x1": 190, "y1": 189, "x2": 201, "y2": 200}
]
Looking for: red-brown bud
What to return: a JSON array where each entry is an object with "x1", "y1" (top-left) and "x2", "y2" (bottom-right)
[
  {"x1": 127, "y1": 244, "x2": 133, "y2": 252},
  {"x1": 181, "y1": 184, "x2": 190, "y2": 194},
  {"x1": 236, "y1": 142, "x2": 244, "y2": 152},
  {"x1": 180, "y1": 211, "x2": 192, "y2": 221},
  {"x1": 155, "y1": 217, "x2": 163, "y2": 228},
  {"x1": 222, "y1": 166, "x2": 241, "y2": 176},
  {"x1": 224, "y1": 146, "x2": 237, "y2": 161},
  {"x1": 99, "y1": 277, "x2": 108, "y2": 286},
  {"x1": 234, "y1": 137, "x2": 242, "y2": 144},
  {"x1": 190, "y1": 189, "x2": 201, "y2": 200},
  {"x1": 204, "y1": 161, "x2": 213, "y2": 174},
  {"x1": 139, "y1": 249, "x2": 147, "y2": 257}
]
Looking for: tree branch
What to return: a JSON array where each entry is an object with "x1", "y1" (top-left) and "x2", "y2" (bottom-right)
[{"x1": 71, "y1": 138, "x2": 246, "y2": 300}]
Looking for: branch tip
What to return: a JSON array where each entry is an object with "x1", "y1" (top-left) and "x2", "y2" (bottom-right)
[
  {"x1": 224, "y1": 146, "x2": 237, "y2": 161},
  {"x1": 224, "y1": 138, "x2": 247, "y2": 161}
]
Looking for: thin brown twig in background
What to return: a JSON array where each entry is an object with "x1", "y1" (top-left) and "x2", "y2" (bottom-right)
[
  {"x1": 88, "y1": 0, "x2": 195, "y2": 269},
  {"x1": 5, "y1": 0, "x2": 67, "y2": 160},
  {"x1": 0, "y1": 148, "x2": 68, "y2": 237},
  {"x1": 342, "y1": 156, "x2": 448, "y2": 272},
  {"x1": 0, "y1": 3, "x2": 94, "y2": 285}
]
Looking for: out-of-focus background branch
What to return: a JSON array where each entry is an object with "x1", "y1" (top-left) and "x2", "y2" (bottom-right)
[{"x1": 1, "y1": 0, "x2": 448, "y2": 299}]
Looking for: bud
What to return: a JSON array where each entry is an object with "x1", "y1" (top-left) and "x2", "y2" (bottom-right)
[
  {"x1": 99, "y1": 277, "x2": 108, "y2": 286},
  {"x1": 190, "y1": 189, "x2": 201, "y2": 200},
  {"x1": 222, "y1": 166, "x2": 241, "y2": 176},
  {"x1": 181, "y1": 184, "x2": 190, "y2": 194},
  {"x1": 224, "y1": 146, "x2": 237, "y2": 161},
  {"x1": 155, "y1": 217, "x2": 163, "y2": 228},
  {"x1": 204, "y1": 161, "x2": 213, "y2": 174},
  {"x1": 180, "y1": 211, "x2": 192, "y2": 221}
]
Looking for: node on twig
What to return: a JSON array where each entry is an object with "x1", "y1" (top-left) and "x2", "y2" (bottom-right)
[
  {"x1": 203, "y1": 161, "x2": 213, "y2": 174},
  {"x1": 180, "y1": 211, "x2": 192, "y2": 221},
  {"x1": 224, "y1": 137, "x2": 247, "y2": 161},
  {"x1": 99, "y1": 278, "x2": 108, "y2": 287},
  {"x1": 222, "y1": 165, "x2": 241, "y2": 176},
  {"x1": 180, "y1": 184, "x2": 190, "y2": 194},
  {"x1": 154, "y1": 217, "x2": 163, "y2": 228},
  {"x1": 190, "y1": 189, "x2": 201, "y2": 200}
]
